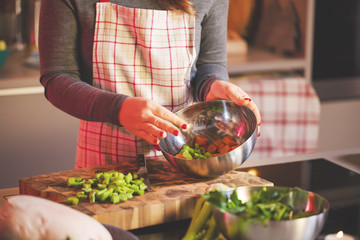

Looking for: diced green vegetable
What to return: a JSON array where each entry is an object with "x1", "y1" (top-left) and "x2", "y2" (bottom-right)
[
  {"x1": 76, "y1": 191, "x2": 88, "y2": 199},
  {"x1": 66, "y1": 197, "x2": 79, "y2": 205},
  {"x1": 178, "y1": 143, "x2": 213, "y2": 160},
  {"x1": 110, "y1": 193, "x2": 120, "y2": 204},
  {"x1": 67, "y1": 177, "x2": 85, "y2": 187},
  {"x1": 66, "y1": 170, "x2": 148, "y2": 205}
]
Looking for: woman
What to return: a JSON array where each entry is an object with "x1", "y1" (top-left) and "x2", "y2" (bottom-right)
[{"x1": 38, "y1": 0, "x2": 261, "y2": 168}]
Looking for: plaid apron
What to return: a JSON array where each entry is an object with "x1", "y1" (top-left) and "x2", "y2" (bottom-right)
[{"x1": 75, "y1": 1, "x2": 196, "y2": 168}]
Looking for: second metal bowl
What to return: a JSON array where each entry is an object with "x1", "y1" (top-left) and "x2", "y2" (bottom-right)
[{"x1": 211, "y1": 186, "x2": 330, "y2": 240}]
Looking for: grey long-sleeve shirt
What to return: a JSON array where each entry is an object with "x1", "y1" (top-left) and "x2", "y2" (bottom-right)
[{"x1": 39, "y1": 0, "x2": 229, "y2": 125}]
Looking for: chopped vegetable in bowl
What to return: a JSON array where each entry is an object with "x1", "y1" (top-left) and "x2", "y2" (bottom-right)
[
  {"x1": 175, "y1": 135, "x2": 241, "y2": 160},
  {"x1": 203, "y1": 187, "x2": 317, "y2": 226},
  {"x1": 182, "y1": 186, "x2": 329, "y2": 240}
]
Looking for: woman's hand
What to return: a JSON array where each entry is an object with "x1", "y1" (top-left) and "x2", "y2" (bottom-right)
[
  {"x1": 118, "y1": 97, "x2": 187, "y2": 145},
  {"x1": 206, "y1": 80, "x2": 261, "y2": 136}
]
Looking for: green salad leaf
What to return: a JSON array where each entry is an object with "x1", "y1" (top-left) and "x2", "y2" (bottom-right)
[{"x1": 202, "y1": 187, "x2": 316, "y2": 227}]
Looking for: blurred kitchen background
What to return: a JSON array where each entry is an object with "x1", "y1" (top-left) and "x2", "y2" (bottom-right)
[
  {"x1": 0, "y1": 0, "x2": 359, "y2": 193},
  {"x1": 0, "y1": 0, "x2": 360, "y2": 237}
]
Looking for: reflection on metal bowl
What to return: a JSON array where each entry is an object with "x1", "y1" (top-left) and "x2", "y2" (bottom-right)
[
  {"x1": 159, "y1": 100, "x2": 258, "y2": 178},
  {"x1": 211, "y1": 186, "x2": 330, "y2": 240}
]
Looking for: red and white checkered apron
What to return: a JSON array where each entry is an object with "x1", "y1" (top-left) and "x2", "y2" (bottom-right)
[{"x1": 75, "y1": 1, "x2": 196, "y2": 168}]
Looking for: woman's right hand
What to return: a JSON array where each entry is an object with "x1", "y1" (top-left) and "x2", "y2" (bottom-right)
[{"x1": 118, "y1": 97, "x2": 188, "y2": 145}]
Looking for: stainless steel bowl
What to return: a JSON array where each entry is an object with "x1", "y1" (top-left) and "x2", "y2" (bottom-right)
[
  {"x1": 159, "y1": 100, "x2": 258, "y2": 178},
  {"x1": 211, "y1": 186, "x2": 330, "y2": 240}
]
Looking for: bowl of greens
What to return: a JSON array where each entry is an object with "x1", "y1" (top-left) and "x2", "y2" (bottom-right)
[
  {"x1": 205, "y1": 186, "x2": 330, "y2": 240},
  {"x1": 159, "y1": 100, "x2": 258, "y2": 178}
]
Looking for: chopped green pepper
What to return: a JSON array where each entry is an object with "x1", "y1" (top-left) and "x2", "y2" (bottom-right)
[
  {"x1": 66, "y1": 197, "x2": 79, "y2": 205},
  {"x1": 66, "y1": 170, "x2": 148, "y2": 205},
  {"x1": 76, "y1": 191, "x2": 88, "y2": 199},
  {"x1": 67, "y1": 177, "x2": 85, "y2": 187},
  {"x1": 110, "y1": 193, "x2": 120, "y2": 204}
]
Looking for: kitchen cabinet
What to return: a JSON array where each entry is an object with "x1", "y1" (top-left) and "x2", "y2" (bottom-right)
[{"x1": 227, "y1": 0, "x2": 316, "y2": 83}]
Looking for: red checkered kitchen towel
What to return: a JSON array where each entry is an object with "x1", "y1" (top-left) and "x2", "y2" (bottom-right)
[{"x1": 231, "y1": 76, "x2": 321, "y2": 160}]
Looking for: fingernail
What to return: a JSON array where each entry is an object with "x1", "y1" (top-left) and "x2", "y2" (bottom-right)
[
  {"x1": 182, "y1": 124, "x2": 187, "y2": 129},
  {"x1": 173, "y1": 130, "x2": 179, "y2": 136},
  {"x1": 153, "y1": 138, "x2": 159, "y2": 144},
  {"x1": 258, "y1": 132, "x2": 261, "y2": 137},
  {"x1": 244, "y1": 98, "x2": 252, "y2": 102},
  {"x1": 154, "y1": 145, "x2": 161, "y2": 151},
  {"x1": 159, "y1": 132, "x2": 165, "y2": 138},
  {"x1": 258, "y1": 121, "x2": 261, "y2": 126}
]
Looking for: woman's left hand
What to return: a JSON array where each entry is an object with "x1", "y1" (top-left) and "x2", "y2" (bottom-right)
[{"x1": 206, "y1": 80, "x2": 261, "y2": 136}]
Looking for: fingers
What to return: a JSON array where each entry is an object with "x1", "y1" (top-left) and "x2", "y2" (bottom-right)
[
  {"x1": 118, "y1": 97, "x2": 188, "y2": 145},
  {"x1": 151, "y1": 104, "x2": 188, "y2": 131},
  {"x1": 228, "y1": 90, "x2": 261, "y2": 136},
  {"x1": 207, "y1": 80, "x2": 262, "y2": 136},
  {"x1": 136, "y1": 127, "x2": 162, "y2": 145},
  {"x1": 136, "y1": 113, "x2": 185, "y2": 145},
  {"x1": 246, "y1": 101, "x2": 261, "y2": 137}
]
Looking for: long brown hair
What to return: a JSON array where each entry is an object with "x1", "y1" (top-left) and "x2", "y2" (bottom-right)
[{"x1": 158, "y1": 0, "x2": 196, "y2": 15}]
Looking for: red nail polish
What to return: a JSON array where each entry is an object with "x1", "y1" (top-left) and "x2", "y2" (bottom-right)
[
  {"x1": 182, "y1": 124, "x2": 187, "y2": 129},
  {"x1": 159, "y1": 132, "x2": 164, "y2": 138},
  {"x1": 257, "y1": 132, "x2": 261, "y2": 137},
  {"x1": 173, "y1": 130, "x2": 179, "y2": 136},
  {"x1": 244, "y1": 98, "x2": 252, "y2": 102},
  {"x1": 258, "y1": 121, "x2": 261, "y2": 126},
  {"x1": 153, "y1": 139, "x2": 159, "y2": 144}
]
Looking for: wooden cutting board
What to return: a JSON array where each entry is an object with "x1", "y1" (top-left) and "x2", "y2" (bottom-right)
[{"x1": 19, "y1": 157, "x2": 272, "y2": 230}]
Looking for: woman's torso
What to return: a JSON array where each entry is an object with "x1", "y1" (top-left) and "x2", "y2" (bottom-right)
[{"x1": 58, "y1": 0, "x2": 227, "y2": 86}]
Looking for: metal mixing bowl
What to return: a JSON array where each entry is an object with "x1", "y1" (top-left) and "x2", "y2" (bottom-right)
[
  {"x1": 210, "y1": 186, "x2": 330, "y2": 240},
  {"x1": 159, "y1": 100, "x2": 258, "y2": 178}
]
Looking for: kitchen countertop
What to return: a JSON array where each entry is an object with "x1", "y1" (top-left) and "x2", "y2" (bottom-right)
[
  {"x1": 239, "y1": 147, "x2": 360, "y2": 174},
  {"x1": 1, "y1": 147, "x2": 359, "y2": 207},
  {"x1": 0, "y1": 187, "x2": 19, "y2": 207},
  {"x1": 0, "y1": 49, "x2": 40, "y2": 88},
  {"x1": 1, "y1": 147, "x2": 359, "y2": 239}
]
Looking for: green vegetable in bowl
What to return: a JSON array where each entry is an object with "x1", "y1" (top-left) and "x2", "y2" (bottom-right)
[
  {"x1": 177, "y1": 143, "x2": 213, "y2": 160},
  {"x1": 182, "y1": 184, "x2": 232, "y2": 240},
  {"x1": 203, "y1": 187, "x2": 317, "y2": 226},
  {"x1": 182, "y1": 186, "x2": 318, "y2": 240},
  {"x1": 182, "y1": 196, "x2": 220, "y2": 240}
]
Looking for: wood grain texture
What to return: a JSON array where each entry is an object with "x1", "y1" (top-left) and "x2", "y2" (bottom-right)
[{"x1": 19, "y1": 157, "x2": 272, "y2": 230}]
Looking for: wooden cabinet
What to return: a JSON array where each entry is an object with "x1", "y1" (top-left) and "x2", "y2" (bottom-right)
[{"x1": 227, "y1": 0, "x2": 316, "y2": 83}]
